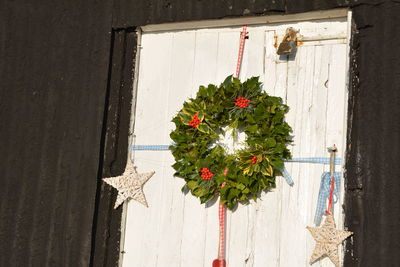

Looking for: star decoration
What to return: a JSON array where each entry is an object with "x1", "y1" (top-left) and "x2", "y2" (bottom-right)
[
  {"x1": 307, "y1": 213, "x2": 352, "y2": 266},
  {"x1": 103, "y1": 161, "x2": 155, "y2": 209}
]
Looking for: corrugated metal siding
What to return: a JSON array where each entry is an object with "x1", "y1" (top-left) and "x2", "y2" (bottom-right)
[{"x1": 0, "y1": 1, "x2": 113, "y2": 266}]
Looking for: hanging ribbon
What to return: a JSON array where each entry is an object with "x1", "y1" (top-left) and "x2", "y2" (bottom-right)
[
  {"x1": 279, "y1": 167, "x2": 294, "y2": 186},
  {"x1": 213, "y1": 170, "x2": 229, "y2": 267},
  {"x1": 132, "y1": 145, "x2": 343, "y2": 167},
  {"x1": 214, "y1": 201, "x2": 226, "y2": 266},
  {"x1": 235, "y1": 25, "x2": 248, "y2": 78},
  {"x1": 313, "y1": 172, "x2": 341, "y2": 226},
  {"x1": 213, "y1": 25, "x2": 248, "y2": 267},
  {"x1": 131, "y1": 143, "x2": 342, "y2": 187},
  {"x1": 279, "y1": 157, "x2": 342, "y2": 186}
]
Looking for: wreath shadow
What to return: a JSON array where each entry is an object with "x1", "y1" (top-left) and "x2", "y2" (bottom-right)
[{"x1": 205, "y1": 195, "x2": 219, "y2": 208}]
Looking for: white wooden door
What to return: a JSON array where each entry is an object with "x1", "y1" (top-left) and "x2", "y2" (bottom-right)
[{"x1": 122, "y1": 14, "x2": 349, "y2": 267}]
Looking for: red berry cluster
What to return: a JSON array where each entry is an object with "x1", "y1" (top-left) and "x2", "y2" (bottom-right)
[
  {"x1": 200, "y1": 168, "x2": 214, "y2": 180},
  {"x1": 189, "y1": 112, "x2": 201, "y2": 128},
  {"x1": 251, "y1": 156, "x2": 258, "y2": 164},
  {"x1": 235, "y1": 97, "x2": 250, "y2": 108}
]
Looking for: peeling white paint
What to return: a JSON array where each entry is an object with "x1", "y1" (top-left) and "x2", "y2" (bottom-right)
[{"x1": 122, "y1": 15, "x2": 349, "y2": 267}]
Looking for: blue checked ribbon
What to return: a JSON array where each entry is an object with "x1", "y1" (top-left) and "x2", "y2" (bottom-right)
[
  {"x1": 279, "y1": 167, "x2": 294, "y2": 186},
  {"x1": 131, "y1": 145, "x2": 343, "y2": 224},
  {"x1": 285, "y1": 157, "x2": 342, "y2": 165},
  {"x1": 131, "y1": 145, "x2": 341, "y2": 184},
  {"x1": 279, "y1": 157, "x2": 342, "y2": 186},
  {"x1": 132, "y1": 145, "x2": 171, "y2": 151},
  {"x1": 314, "y1": 172, "x2": 341, "y2": 226}
]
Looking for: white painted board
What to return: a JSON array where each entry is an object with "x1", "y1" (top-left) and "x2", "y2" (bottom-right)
[{"x1": 122, "y1": 16, "x2": 349, "y2": 267}]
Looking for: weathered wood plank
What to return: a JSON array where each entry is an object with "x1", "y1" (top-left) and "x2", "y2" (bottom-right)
[
  {"x1": 122, "y1": 18, "x2": 349, "y2": 267},
  {"x1": 121, "y1": 32, "x2": 174, "y2": 267},
  {"x1": 325, "y1": 43, "x2": 348, "y2": 266},
  {"x1": 91, "y1": 29, "x2": 136, "y2": 267},
  {"x1": 179, "y1": 31, "x2": 219, "y2": 267},
  {"x1": 156, "y1": 31, "x2": 196, "y2": 265},
  {"x1": 227, "y1": 28, "x2": 266, "y2": 267},
  {"x1": 0, "y1": 1, "x2": 113, "y2": 266}
]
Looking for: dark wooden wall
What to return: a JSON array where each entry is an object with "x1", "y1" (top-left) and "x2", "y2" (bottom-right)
[
  {"x1": 344, "y1": 2, "x2": 400, "y2": 266},
  {"x1": 1, "y1": 0, "x2": 399, "y2": 266},
  {"x1": 0, "y1": 1, "x2": 113, "y2": 266},
  {"x1": 90, "y1": 28, "x2": 137, "y2": 267},
  {"x1": 111, "y1": 0, "x2": 348, "y2": 28}
]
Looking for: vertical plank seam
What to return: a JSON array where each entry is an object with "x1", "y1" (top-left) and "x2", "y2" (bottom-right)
[
  {"x1": 119, "y1": 28, "x2": 141, "y2": 267},
  {"x1": 89, "y1": 29, "x2": 118, "y2": 267}
]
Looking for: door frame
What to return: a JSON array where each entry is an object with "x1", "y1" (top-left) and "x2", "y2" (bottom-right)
[{"x1": 115, "y1": 9, "x2": 352, "y2": 267}]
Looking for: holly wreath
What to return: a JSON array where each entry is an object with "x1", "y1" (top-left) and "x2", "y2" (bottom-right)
[{"x1": 170, "y1": 76, "x2": 292, "y2": 209}]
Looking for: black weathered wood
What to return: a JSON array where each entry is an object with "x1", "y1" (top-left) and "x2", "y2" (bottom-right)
[
  {"x1": 344, "y1": 2, "x2": 400, "y2": 266},
  {"x1": 111, "y1": 0, "x2": 351, "y2": 28},
  {"x1": 0, "y1": 0, "x2": 113, "y2": 266},
  {"x1": 112, "y1": 0, "x2": 287, "y2": 28},
  {"x1": 90, "y1": 29, "x2": 136, "y2": 267}
]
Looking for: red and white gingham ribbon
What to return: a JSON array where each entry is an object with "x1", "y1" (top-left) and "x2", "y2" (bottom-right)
[
  {"x1": 216, "y1": 25, "x2": 248, "y2": 266},
  {"x1": 217, "y1": 199, "x2": 226, "y2": 261},
  {"x1": 235, "y1": 25, "x2": 248, "y2": 78}
]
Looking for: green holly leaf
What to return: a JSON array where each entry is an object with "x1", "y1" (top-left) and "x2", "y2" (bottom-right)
[
  {"x1": 198, "y1": 85, "x2": 207, "y2": 97},
  {"x1": 187, "y1": 180, "x2": 199, "y2": 190},
  {"x1": 271, "y1": 159, "x2": 284, "y2": 169},
  {"x1": 179, "y1": 113, "x2": 191, "y2": 124},
  {"x1": 197, "y1": 110, "x2": 205, "y2": 121},
  {"x1": 246, "y1": 125, "x2": 258, "y2": 132},
  {"x1": 197, "y1": 123, "x2": 212, "y2": 134},
  {"x1": 206, "y1": 84, "x2": 217, "y2": 97},
  {"x1": 223, "y1": 75, "x2": 233, "y2": 88}
]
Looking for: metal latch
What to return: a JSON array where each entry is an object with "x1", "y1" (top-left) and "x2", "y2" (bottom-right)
[{"x1": 277, "y1": 27, "x2": 300, "y2": 56}]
